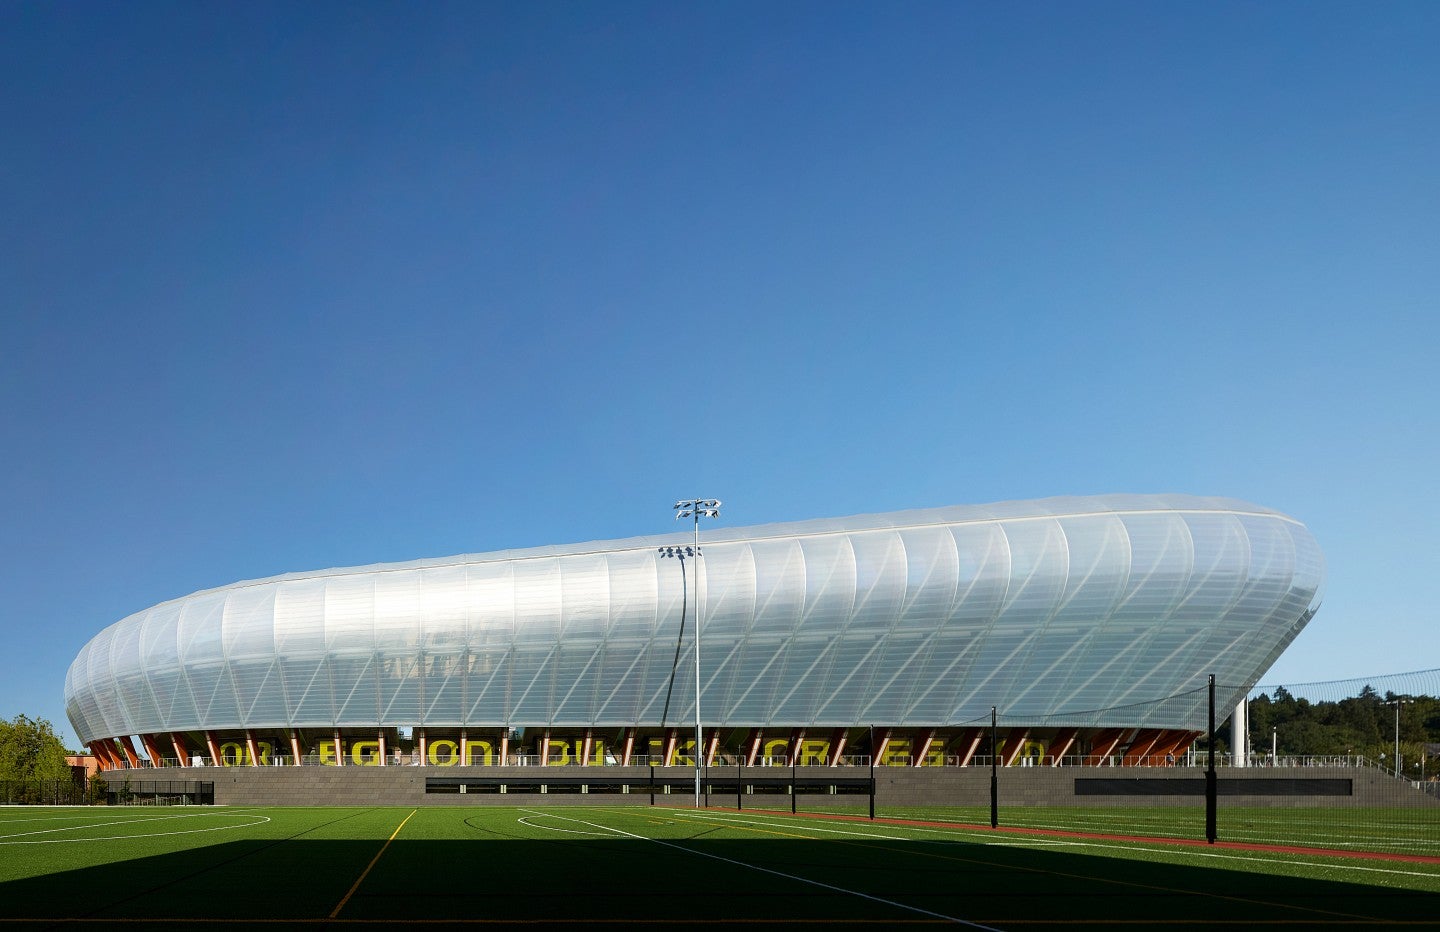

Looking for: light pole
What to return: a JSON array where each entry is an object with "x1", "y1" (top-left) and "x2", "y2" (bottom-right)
[
  {"x1": 1387, "y1": 699, "x2": 1413, "y2": 778},
  {"x1": 674, "y1": 498, "x2": 720, "y2": 808}
]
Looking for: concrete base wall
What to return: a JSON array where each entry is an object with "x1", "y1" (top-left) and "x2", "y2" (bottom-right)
[{"x1": 100, "y1": 765, "x2": 1439, "y2": 808}]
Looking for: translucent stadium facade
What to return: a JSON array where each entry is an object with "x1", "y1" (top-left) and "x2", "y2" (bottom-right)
[{"x1": 65, "y1": 495, "x2": 1323, "y2": 769}]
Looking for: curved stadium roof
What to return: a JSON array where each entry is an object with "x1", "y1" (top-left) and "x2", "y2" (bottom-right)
[{"x1": 65, "y1": 495, "x2": 1324, "y2": 745}]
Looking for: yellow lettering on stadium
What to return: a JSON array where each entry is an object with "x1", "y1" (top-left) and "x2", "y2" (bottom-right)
[
  {"x1": 218, "y1": 742, "x2": 244, "y2": 766},
  {"x1": 467, "y1": 740, "x2": 493, "y2": 766},
  {"x1": 762, "y1": 738, "x2": 789, "y2": 762},
  {"x1": 320, "y1": 740, "x2": 340, "y2": 766},
  {"x1": 429, "y1": 740, "x2": 460, "y2": 766},
  {"x1": 799, "y1": 740, "x2": 830, "y2": 766},
  {"x1": 351, "y1": 740, "x2": 381, "y2": 766},
  {"x1": 923, "y1": 742, "x2": 944, "y2": 767},
  {"x1": 671, "y1": 739, "x2": 695, "y2": 767},
  {"x1": 883, "y1": 739, "x2": 911, "y2": 767}
]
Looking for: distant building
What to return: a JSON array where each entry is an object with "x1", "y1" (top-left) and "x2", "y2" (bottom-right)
[
  {"x1": 65, "y1": 753, "x2": 98, "y2": 782},
  {"x1": 66, "y1": 495, "x2": 1323, "y2": 771}
]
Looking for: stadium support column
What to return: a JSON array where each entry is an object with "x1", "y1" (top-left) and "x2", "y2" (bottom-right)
[
  {"x1": 1232, "y1": 698, "x2": 1248, "y2": 768},
  {"x1": 334, "y1": 730, "x2": 343, "y2": 767},
  {"x1": 245, "y1": 730, "x2": 259, "y2": 767},
  {"x1": 118, "y1": 735, "x2": 142, "y2": 769},
  {"x1": 912, "y1": 728, "x2": 935, "y2": 767},
  {"x1": 140, "y1": 733, "x2": 165, "y2": 768},
  {"x1": 745, "y1": 729, "x2": 763, "y2": 767},
  {"x1": 1049, "y1": 728, "x2": 1078, "y2": 765},
  {"x1": 206, "y1": 732, "x2": 223, "y2": 768},
  {"x1": 290, "y1": 730, "x2": 302, "y2": 766},
  {"x1": 871, "y1": 728, "x2": 892, "y2": 766},
  {"x1": 788, "y1": 728, "x2": 806, "y2": 767},
  {"x1": 378, "y1": 730, "x2": 387, "y2": 766},
  {"x1": 171, "y1": 733, "x2": 191, "y2": 767}
]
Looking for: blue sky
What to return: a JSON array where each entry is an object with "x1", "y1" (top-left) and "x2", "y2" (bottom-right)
[{"x1": 3, "y1": 2, "x2": 1437, "y2": 748}]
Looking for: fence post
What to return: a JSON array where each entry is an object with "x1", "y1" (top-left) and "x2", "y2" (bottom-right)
[
  {"x1": 990, "y1": 706, "x2": 999, "y2": 829},
  {"x1": 868, "y1": 724, "x2": 875, "y2": 821},
  {"x1": 1206, "y1": 674, "x2": 1217, "y2": 844}
]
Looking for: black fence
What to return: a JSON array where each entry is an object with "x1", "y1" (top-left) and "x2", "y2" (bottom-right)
[
  {"x1": 425, "y1": 773, "x2": 872, "y2": 803},
  {"x1": 0, "y1": 780, "x2": 87, "y2": 805},
  {"x1": 104, "y1": 780, "x2": 215, "y2": 805}
]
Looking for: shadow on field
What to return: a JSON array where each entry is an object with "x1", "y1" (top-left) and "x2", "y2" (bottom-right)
[{"x1": 0, "y1": 836, "x2": 1432, "y2": 930}]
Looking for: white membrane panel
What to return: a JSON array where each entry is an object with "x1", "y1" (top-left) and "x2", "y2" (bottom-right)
[{"x1": 65, "y1": 495, "x2": 1324, "y2": 743}]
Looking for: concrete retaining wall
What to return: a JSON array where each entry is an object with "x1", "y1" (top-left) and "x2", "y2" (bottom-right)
[{"x1": 99, "y1": 765, "x2": 1439, "y2": 808}]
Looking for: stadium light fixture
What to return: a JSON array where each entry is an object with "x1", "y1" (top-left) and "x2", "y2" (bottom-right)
[{"x1": 671, "y1": 498, "x2": 721, "y2": 808}]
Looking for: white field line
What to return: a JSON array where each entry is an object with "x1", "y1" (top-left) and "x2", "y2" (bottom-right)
[
  {"x1": 515, "y1": 814, "x2": 621, "y2": 837},
  {"x1": 0, "y1": 811, "x2": 270, "y2": 844},
  {"x1": 518, "y1": 809, "x2": 998, "y2": 930},
  {"x1": 681, "y1": 811, "x2": 1440, "y2": 883},
  {"x1": 654, "y1": 809, "x2": 910, "y2": 840},
  {"x1": 0, "y1": 809, "x2": 259, "y2": 827},
  {"x1": 664, "y1": 812, "x2": 1427, "y2": 923}
]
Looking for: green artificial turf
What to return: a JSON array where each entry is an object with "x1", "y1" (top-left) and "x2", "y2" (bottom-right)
[
  {"x1": 1, "y1": 805, "x2": 1437, "y2": 930},
  {"x1": 807, "y1": 804, "x2": 1440, "y2": 858}
]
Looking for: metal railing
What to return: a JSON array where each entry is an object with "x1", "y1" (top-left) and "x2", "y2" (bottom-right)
[{"x1": 94, "y1": 750, "x2": 1420, "y2": 773}]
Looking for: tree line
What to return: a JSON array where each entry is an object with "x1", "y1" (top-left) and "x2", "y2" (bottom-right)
[
  {"x1": 0, "y1": 714, "x2": 72, "y2": 783},
  {"x1": 1243, "y1": 686, "x2": 1440, "y2": 777}
]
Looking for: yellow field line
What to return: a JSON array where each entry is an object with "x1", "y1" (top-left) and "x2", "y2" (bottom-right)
[{"x1": 329, "y1": 808, "x2": 417, "y2": 919}]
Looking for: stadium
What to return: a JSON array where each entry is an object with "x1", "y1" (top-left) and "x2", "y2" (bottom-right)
[{"x1": 65, "y1": 494, "x2": 1325, "y2": 783}]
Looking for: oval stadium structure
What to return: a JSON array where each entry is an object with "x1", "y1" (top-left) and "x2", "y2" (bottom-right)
[{"x1": 66, "y1": 495, "x2": 1323, "y2": 772}]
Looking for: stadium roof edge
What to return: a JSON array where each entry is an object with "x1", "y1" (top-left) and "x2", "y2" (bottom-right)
[{"x1": 117, "y1": 493, "x2": 1300, "y2": 609}]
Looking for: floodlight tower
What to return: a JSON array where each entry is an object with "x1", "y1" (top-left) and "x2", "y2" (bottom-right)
[{"x1": 675, "y1": 498, "x2": 720, "y2": 808}]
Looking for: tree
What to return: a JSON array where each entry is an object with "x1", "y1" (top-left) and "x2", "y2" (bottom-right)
[
  {"x1": 0, "y1": 714, "x2": 73, "y2": 784},
  {"x1": 86, "y1": 772, "x2": 108, "y2": 805}
]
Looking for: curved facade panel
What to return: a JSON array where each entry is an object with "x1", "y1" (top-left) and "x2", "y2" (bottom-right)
[{"x1": 65, "y1": 495, "x2": 1324, "y2": 746}]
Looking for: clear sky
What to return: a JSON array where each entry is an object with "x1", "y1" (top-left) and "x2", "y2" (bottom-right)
[{"x1": 3, "y1": 2, "x2": 1436, "y2": 748}]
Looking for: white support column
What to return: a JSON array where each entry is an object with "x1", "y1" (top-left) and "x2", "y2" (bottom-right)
[{"x1": 1232, "y1": 698, "x2": 1248, "y2": 768}]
